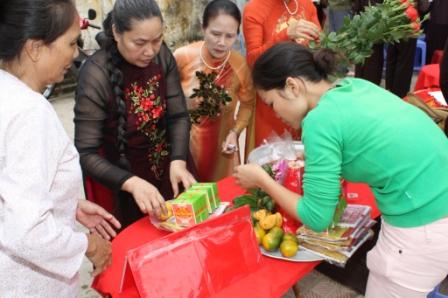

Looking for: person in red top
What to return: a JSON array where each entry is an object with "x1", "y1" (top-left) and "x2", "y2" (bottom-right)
[{"x1": 243, "y1": 0, "x2": 321, "y2": 148}]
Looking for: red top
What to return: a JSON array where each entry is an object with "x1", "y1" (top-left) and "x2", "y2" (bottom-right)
[
  {"x1": 242, "y1": 0, "x2": 321, "y2": 147},
  {"x1": 243, "y1": 0, "x2": 321, "y2": 68}
]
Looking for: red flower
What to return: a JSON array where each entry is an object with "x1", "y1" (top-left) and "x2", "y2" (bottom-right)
[
  {"x1": 155, "y1": 143, "x2": 164, "y2": 152},
  {"x1": 405, "y1": 6, "x2": 418, "y2": 22},
  {"x1": 152, "y1": 106, "x2": 163, "y2": 119},
  {"x1": 142, "y1": 99, "x2": 154, "y2": 110},
  {"x1": 411, "y1": 22, "x2": 420, "y2": 32},
  {"x1": 150, "y1": 94, "x2": 156, "y2": 100}
]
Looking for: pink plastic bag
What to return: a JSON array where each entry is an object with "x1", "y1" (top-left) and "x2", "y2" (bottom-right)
[{"x1": 120, "y1": 206, "x2": 262, "y2": 297}]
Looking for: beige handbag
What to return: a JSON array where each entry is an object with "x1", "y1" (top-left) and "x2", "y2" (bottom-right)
[{"x1": 406, "y1": 93, "x2": 448, "y2": 136}]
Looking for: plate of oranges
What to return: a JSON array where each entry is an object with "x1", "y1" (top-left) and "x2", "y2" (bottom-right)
[{"x1": 253, "y1": 209, "x2": 323, "y2": 262}]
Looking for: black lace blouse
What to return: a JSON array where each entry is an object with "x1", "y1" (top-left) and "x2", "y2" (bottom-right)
[{"x1": 74, "y1": 43, "x2": 190, "y2": 191}]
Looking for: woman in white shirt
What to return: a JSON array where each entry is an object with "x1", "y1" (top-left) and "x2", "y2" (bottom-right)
[{"x1": 0, "y1": 0, "x2": 119, "y2": 296}]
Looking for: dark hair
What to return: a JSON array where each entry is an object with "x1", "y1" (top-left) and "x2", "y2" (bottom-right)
[
  {"x1": 202, "y1": 0, "x2": 241, "y2": 33},
  {"x1": 102, "y1": 0, "x2": 163, "y2": 169},
  {"x1": 252, "y1": 42, "x2": 337, "y2": 91},
  {"x1": 0, "y1": 0, "x2": 77, "y2": 62}
]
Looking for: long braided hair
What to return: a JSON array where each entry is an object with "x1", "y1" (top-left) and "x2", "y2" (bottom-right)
[{"x1": 102, "y1": 0, "x2": 163, "y2": 169}]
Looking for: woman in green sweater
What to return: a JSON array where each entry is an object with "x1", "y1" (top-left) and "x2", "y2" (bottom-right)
[{"x1": 234, "y1": 42, "x2": 448, "y2": 297}]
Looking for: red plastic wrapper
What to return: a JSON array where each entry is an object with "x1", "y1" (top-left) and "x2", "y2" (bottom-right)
[
  {"x1": 283, "y1": 164, "x2": 304, "y2": 195},
  {"x1": 279, "y1": 165, "x2": 304, "y2": 233},
  {"x1": 119, "y1": 206, "x2": 262, "y2": 298}
]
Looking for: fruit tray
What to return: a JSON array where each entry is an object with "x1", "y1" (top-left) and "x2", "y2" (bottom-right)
[{"x1": 260, "y1": 247, "x2": 324, "y2": 262}]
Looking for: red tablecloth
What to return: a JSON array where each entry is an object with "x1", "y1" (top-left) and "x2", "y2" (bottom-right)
[
  {"x1": 93, "y1": 177, "x2": 378, "y2": 298},
  {"x1": 414, "y1": 64, "x2": 441, "y2": 91}
]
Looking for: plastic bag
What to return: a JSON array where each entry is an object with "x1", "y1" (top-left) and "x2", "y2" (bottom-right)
[
  {"x1": 247, "y1": 133, "x2": 304, "y2": 233},
  {"x1": 247, "y1": 132, "x2": 304, "y2": 165},
  {"x1": 120, "y1": 206, "x2": 262, "y2": 298}
]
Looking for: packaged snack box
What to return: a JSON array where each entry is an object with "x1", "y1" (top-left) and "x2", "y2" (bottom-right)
[
  {"x1": 188, "y1": 188, "x2": 213, "y2": 213},
  {"x1": 191, "y1": 183, "x2": 220, "y2": 209},
  {"x1": 171, "y1": 191, "x2": 209, "y2": 227}
]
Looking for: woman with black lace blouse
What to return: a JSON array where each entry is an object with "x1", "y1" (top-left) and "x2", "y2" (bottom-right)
[{"x1": 74, "y1": 0, "x2": 196, "y2": 228}]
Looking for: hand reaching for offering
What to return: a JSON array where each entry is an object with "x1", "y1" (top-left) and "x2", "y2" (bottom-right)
[
  {"x1": 233, "y1": 164, "x2": 271, "y2": 189},
  {"x1": 122, "y1": 176, "x2": 167, "y2": 216},
  {"x1": 76, "y1": 200, "x2": 121, "y2": 240},
  {"x1": 170, "y1": 160, "x2": 197, "y2": 197}
]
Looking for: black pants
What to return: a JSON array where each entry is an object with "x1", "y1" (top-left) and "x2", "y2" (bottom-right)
[
  {"x1": 355, "y1": 39, "x2": 416, "y2": 98},
  {"x1": 426, "y1": 22, "x2": 448, "y2": 64},
  {"x1": 355, "y1": 43, "x2": 384, "y2": 86},
  {"x1": 385, "y1": 38, "x2": 417, "y2": 98}
]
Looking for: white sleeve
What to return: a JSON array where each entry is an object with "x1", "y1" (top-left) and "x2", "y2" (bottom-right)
[{"x1": 0, "y1": 102, "x2": 87, "y2": 279}]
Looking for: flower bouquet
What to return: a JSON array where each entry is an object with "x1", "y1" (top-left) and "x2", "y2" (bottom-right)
[
  {"x1": 310, "y1": 0, "x2": 425, "y2": 68},
  {"x1": 189, "y1": 71, "x2": 232, "y2": 124}
]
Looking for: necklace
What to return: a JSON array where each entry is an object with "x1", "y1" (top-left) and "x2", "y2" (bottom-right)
[
  {"x1": 283, "y1": 0, "x2": 298, "y2": 15},
  {"x1": 199, "y1": 43, "x2": 231, "y2": 71}
]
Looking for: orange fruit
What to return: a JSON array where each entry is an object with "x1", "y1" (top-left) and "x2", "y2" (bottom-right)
[
  {"x1": 269, "y1": 226, "x2": 284, "y2": 240},
  {"x1": 254, "y1": 226, "x2": 266, "y2": 245},
  {"x1": 156, "y1": 202, "x2": 173, "y2": 221},
  {"x1": 262, "y1": 233, "x2": 281, "y2": 251},
  {"x1": 283, "y1": 232, "x2": 298, "y2": 244},
  {"x1": 280, "y1": 240, "x2": 298, "y2": 258}
]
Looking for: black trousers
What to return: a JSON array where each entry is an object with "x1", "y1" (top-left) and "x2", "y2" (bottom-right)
[
  {"x1": 355, "y1": 43, "x2": 384, "y2": 86},
  {"x1": 355, "y1": 39, "x2": 416, "y2": 98},
  {"x1": 426, "y1": 22, "x2": 448, "y2": 64},
  {"x1": 385, "y1": 38, "x2": 417, "y2": 98}
]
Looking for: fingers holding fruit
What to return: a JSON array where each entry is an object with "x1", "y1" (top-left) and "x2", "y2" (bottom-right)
[{"x1": 156, "y1": 202, "x2": 173, "y2": 221}]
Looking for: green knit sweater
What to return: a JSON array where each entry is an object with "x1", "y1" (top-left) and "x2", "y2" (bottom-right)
[{"x1": 297, "y1": 78, "x2": 448, "y2": 232}]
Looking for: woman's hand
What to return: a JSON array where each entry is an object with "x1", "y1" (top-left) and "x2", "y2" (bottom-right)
[
  {"x1": 170, "y1": 160, "x2": 197, "y2": 197},
  {"x1": 221, "y1": 129, "x2": 238, "y2": 154},
  {"x1": 287, "y1": 19, "x2": 320, "y2": 42},
  {"x1": 85, "y1": 233, "x2": 112, "y2": 276},
  {"x1": 121, "y1": 176, "x2": 167, "y2": 215},
  {"x1": 76, "y1": 200, "x2": 121, "y2": 240},
  {"x1": 233, "y1": 164, "x2": 271, "y2": 189}
]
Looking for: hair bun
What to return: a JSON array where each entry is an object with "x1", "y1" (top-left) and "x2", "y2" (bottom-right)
[{"x1": 313, "y1": 48, "x2": 337, "y2": 77}]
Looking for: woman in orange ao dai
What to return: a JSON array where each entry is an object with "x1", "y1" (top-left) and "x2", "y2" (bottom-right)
[{"x1": 174, "y1": 0, "x2": 255, "y2": 182}]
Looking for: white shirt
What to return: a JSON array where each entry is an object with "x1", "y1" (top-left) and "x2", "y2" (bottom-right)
[{"x1": 0, "y1": 70, "x2": 87, "y2": 297}]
